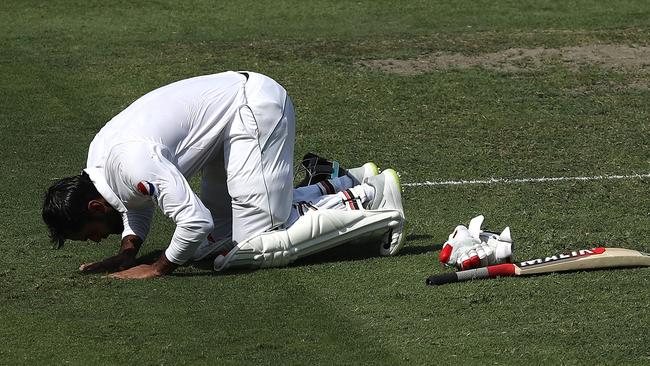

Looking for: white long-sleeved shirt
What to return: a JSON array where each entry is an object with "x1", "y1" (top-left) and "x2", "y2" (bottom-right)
[{"x1": 84, "y1": 71, "x2": 248, "y2": 264}]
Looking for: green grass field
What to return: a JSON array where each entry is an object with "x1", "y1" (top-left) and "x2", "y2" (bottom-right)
[{"x1": 2, "y1": 0, "x2": 650, "y2": 364}]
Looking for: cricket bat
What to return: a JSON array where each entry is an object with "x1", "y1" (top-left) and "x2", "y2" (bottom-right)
[{"x1": 426, "y1": 247, "x2": 650, "y2": 286}]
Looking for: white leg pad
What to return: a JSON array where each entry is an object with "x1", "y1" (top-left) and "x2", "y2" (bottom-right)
[{"x1": 213, "y1": 209, "x2": 402, "y2": 271}]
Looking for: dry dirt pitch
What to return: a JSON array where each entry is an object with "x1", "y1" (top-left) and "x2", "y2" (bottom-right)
[{"x1": 361, "y1": 43, "x2": 650, "y2": 82}]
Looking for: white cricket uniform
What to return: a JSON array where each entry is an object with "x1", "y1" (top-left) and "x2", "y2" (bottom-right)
[{"x1": 84, "y1": 71, "x2": 296, "y2": 264}]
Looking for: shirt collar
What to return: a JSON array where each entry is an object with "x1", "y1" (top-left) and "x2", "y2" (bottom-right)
[{"x1": 84, "y1": 167, "x2": 127, "y2": 213}]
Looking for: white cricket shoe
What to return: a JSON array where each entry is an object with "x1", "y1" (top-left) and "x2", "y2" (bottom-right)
[
  {"x1": 365, "y1": 169, "x2": 406, "y2": 256},
  {"x1": 346, "y1": 162, "x2": 379, "y2": 185}
]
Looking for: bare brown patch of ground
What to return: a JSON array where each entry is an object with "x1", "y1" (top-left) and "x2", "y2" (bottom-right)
[{"x1": 360, "y1": 44, "x2": 650, "y2": 75}]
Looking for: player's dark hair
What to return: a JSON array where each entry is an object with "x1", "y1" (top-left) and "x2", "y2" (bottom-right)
[{"x1": 42, "y1": 172, "x2": 101, "y2": 248}]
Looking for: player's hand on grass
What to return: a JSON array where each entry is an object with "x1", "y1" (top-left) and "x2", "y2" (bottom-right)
[
  {"x1": 79, "y1": 235, "x2": 144, "y2": 273},
  {"x1": 79, "y1": 252, "x2": 137, "y2": 273},
  {"x1": 108, "y1": 264, "x2": 162, "y2": 279},
  {"x1": 108, "y1": 254, "x2": 178, "y2": 280}
]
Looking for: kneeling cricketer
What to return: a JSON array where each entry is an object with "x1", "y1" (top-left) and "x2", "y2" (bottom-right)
[{"x1": 42, "y1": 71, "x2": 406, "y2": 279}]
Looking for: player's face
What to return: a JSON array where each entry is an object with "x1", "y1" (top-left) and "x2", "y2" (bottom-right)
[
  {"x1": 68, "y1": 206, "x2": 124, "y2": 243},
  {"x1": 70, "y1": 220, "x2": 112, "y2": 243}
]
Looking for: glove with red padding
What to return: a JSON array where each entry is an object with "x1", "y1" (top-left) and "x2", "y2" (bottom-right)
[{"x1": 439, "y1": 215, "x2": 514, "y2": 270}]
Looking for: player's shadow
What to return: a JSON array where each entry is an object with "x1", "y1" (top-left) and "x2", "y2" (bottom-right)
[
  {"x1": 156, "y1": 233, "x2": 439, "y2": 277},
  {"x1": 135, "y1": 250, "x2": 165, "y2": 265},
  {"x1": 294, "y1": 233, "x2": 437, "y2": 266}
]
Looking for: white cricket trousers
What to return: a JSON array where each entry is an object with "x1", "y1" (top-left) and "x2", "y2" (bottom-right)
[{"x1": 200, "y1": 72, "x2": 295, "y2": 246}]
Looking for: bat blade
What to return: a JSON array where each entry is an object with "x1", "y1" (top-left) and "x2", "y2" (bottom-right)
[
  {"x1": 517, "y1": 247, "x2": 650, "y2": 275},
  {"x1": 427, "y1": 247, "x2": 650, "y2": 286}
]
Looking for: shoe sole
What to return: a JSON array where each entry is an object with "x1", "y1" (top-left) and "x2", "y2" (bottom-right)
[{"x1": 380, "y1": 169, "x2": 406, "y2": 256}]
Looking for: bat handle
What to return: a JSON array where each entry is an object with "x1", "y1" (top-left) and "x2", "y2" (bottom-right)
[
  {"x1": 426, "y1": 264, "x2": 517, "y2": 286},
  {"x1": 426, "y1": 272, "x2": 465, "y2": 285}
]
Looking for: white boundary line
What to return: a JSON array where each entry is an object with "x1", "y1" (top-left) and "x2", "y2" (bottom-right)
[{"x1": 403, "y1": 173, "x2": 650, "y2": 187}]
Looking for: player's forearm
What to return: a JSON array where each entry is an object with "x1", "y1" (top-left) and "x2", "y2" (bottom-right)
[
  {"x1": 119, "y1": 235, "x2": 143, "y2": 257},
  {"x1": 164, "y1": 219, "x2": 214, "y2": 264},
  {"x1": 121, "y1": 206, "x2": 155, "y2": 242},
  {"x1": 152, "y1": 253, "x2": 179, "y2": 275}
]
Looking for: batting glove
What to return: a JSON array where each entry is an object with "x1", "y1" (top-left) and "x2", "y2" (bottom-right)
[{"x1": 439, "y1": 215, "x2": 514, "y2": 270}]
